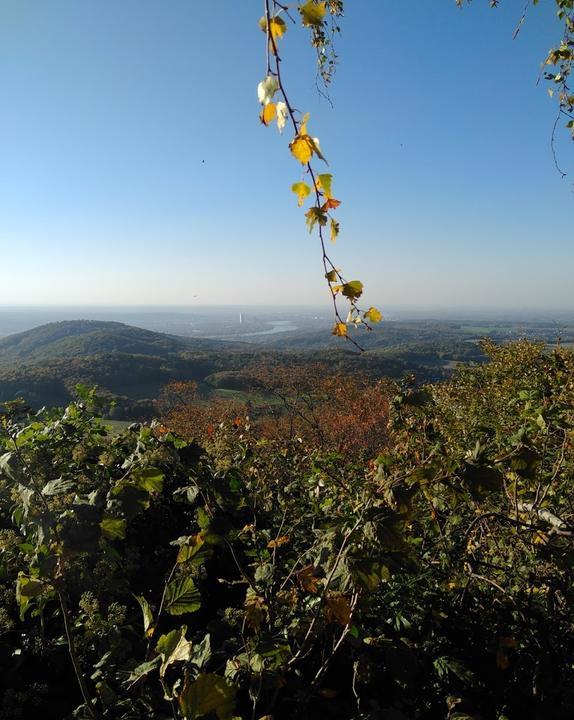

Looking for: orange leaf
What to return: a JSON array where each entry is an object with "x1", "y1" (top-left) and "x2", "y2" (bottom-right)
[
  {"x1": 321, "y1": 198, "x2": 341, "y2": 211},
  {"x1": 297, "y1": 565, "x2": 319, "y2": 594},
  {"x1": 325, "y1": 593, "x2": 352, "y2": 626},
  {"x1": 267, "y1": 535, "x2": 290, "y2": 549},
  {"x1": 244, "y1": 591, "x2": 267, "y2": 631},
  {"x1": 332, "y1": 322, "x2": 347, "y2": 337}
]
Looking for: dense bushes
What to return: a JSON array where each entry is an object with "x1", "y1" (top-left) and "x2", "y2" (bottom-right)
[{"x1": 0, "y1": 342, "x2": 572, "y2": 719}]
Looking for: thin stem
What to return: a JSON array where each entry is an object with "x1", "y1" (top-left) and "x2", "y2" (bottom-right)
[{"x1": 58, "y1": 591, "x2": 99, "y2": 719}]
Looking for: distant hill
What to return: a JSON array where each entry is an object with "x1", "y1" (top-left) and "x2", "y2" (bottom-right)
[
  {"x1": 0, "y1": 321, "x2": 252, "y2": 416},
  {"x1": 0, "y1": 319, "x2": 233, "y2": 363}
]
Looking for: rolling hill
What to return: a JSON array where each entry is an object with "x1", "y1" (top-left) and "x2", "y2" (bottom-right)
[{"x1": 0, "y1": 319, "x2": 234, "y2": 362}]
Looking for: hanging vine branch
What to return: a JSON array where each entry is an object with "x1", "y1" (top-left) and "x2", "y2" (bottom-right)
[{"x1": 257, "y1": 0, "x2": 382, "y2": 347}]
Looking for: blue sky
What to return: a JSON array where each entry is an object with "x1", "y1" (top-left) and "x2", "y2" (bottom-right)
[{"x1": 0, "y1": 0, "x2": 571, "y2": 310}]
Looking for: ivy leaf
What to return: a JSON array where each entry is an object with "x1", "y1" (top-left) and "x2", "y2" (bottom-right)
[
  {"x1": 179, "y1": 673, "x2": 236, "y2": 720},
  {"x1": 332, "y1": 323, "x2": 347, "y2": 337},
  {"x1": 299, "y1": 1, "x2": 327, "y2": 27},
  {"x1": 290, "y1": 135, "x2": 314, "y2": 164},
  {"x1": 165, "y1": 576, "x2": 201, "y2": 616},
  {"x1": 261, "y1": 102, "x2": 277, "y2": 126},
  {"x1": 291, "y1": 181, "x2": 311, "y2": 207},
  {"x1": 342, "y1": 280, "x2": 364, "y2": 300},
  {"x1": 364, "y1": 307, "x2": 383, "y2": 323}
]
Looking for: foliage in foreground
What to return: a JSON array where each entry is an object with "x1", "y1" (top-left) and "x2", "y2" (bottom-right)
[{"x1": 0, "y1": 341, "x2": 573, "y2": 719}]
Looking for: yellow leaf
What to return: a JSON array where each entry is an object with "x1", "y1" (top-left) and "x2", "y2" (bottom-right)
[
  {"x1": 259, "y1": 15, "x2": 287, "y2": 40},
  {"x1": 261, "y1": 103, "x2": 277, "y2": 125},
  {"x1": 300, "y1": 1, "x2": 327, "y2": 27},
  {"x1": 290, "y1": 135, "x2": 313, "y2": 164},
  {"x1": 291, "y1": 181, "x2": 311, "y2": 207},
  {"x1": 332, "y1": 322, "x2": 347, "y2": 337},
  {"x1": 299, "y1": 112, "x2": 310, "y2": 136},
  {"x1": 364, "y1": 306, "x2": 383, "y2": 323}
]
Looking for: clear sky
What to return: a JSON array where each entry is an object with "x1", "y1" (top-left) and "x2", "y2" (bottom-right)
[{"x1": 0, "y1": 0, "x2": 572, "y2": 311}]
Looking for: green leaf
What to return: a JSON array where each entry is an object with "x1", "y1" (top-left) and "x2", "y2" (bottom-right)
[
  {"x1": 131, "y1": 467, "x2": 164, "y2": 494},
  {"x1": 325, "y1": 269, "x2": 338, "y2": 283},
  {"x1": 100, "y1": 516, "x2": 127, "y2": 541},
  {"x1": 16, "y1": 574, "x2": 45, "y2": 620},
  {"x1": 156, "y1": 626, "x2": 192, "y2": 677},
  {"x1": 134, "y1": 594, "x2": 154, "y2": 635},
  {"x1": 179, "y1": 673, "x2": 236, "y2": 720},
  {"x1": 317, "y1": 173, "x2": 333, "y2": 198},
  {"x1": 191, "y1": 634, "x2": 212, "y2": 670},
  {"x1": 305, "y1": 206, "x2": 328, "y2": 233},
  {"x1": 175, "y1": 532, "x2": 215, "y2": 565},
  {"x1": 165, "y1": 576, "x2": 201, "y2": 616},
  {"x1": 17, "y1": 575, "x2": 44, "y2": 598},
  {"x1": 125, "y1": 657, "x2": 161, "y2": 686},
  {"x1": 341, "y1": 280, "x2": 364, "y2": 300},
  {"x1": 42, "y1": 477, "x2": 75, "y2": 496},
  {"x1": 330, "y1": 218, "x2": 340, "y2": 242}
]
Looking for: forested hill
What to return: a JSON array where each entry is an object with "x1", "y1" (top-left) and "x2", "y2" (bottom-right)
[
  {"x1": 0, "y1": 319, "x2": 458, "y2": 419},
  {"x1": 0, "y1": 319, "x2": 234, "y2": 362},
  {"x1": 0, "y1": 321, "x2": 253, "y2": 416}
]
